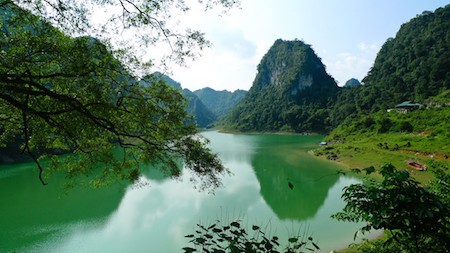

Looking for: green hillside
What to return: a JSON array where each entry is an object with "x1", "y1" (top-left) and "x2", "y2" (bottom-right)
[
  {"x1": 321, "y1": 101, "x2": 450, "y2": 173},
  {"x1": 329, "y1": 5, "x2": 450, "y2": 127},
  {"x1": 363, "y1": 6, "x2": 450, "y2": 103},
  {"x1": 321, "y1": 5, "x2": 450, "y2": 169}
]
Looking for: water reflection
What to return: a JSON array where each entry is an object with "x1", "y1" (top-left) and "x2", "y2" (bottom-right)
[
  {"x1": 253, "y1": 156, "x2": 339, "y2": 220},
  {"x1": 0, "y1": 163, "x2": 125, "y2": 252},
  {"x1": 250, "y1": 134, "x2": 340, "y2": 220},
  {"x1": 0, "y1": 131, "x2": 369, "y2": 253}
]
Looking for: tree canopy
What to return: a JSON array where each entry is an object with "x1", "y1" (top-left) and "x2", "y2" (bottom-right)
[
  {"x1": 0, "y1": 0, "x2": 240, "y2": 190},
  {"x1": 332, "y1": 164, "x2": 449, "y2": 252},
  {"x1": 11, "y1": 0, "x2": 240, "y2": 69}
]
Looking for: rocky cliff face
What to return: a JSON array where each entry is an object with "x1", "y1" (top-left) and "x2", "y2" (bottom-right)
[{"x1": 223, "y1": 39, "x2": 338, "y2": 132}]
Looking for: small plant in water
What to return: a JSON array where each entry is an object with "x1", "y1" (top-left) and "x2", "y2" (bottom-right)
[{"x1": 183, "y1": 220, "x2": 320, "y2": 253}]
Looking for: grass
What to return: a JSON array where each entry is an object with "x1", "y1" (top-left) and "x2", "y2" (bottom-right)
[
  {"x1": 313, "y1": 131, "x2": 450, "y2": 183},
  {"x1": 315, "y1": 105, "x2": 450, "y2": 184}
]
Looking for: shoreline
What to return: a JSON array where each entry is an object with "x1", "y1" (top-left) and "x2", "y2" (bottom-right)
[{"x1": 214, "y1": 128, "x2": 323, "y2": 136}]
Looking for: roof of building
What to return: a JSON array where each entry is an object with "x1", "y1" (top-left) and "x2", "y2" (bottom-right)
[{"x1": 395, "y1": 101, "x2": 422, "y2": 108}]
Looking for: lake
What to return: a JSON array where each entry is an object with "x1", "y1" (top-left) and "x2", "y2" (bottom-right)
[{"x1": 0, "y1": 131, "x2": 372, "y2": 252}]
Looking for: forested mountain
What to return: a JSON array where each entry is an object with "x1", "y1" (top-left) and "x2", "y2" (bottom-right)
[
  {"x1": 148, "y1": 73, "x2": 216, "y2": 128},
  {"x1": 148, "y1": 73, "x2": 249, "y2": 127},
  {"x1": 329, "y1": 5, "x2": 450, "y2": 126},
  {"x1": 221, "y1": 39, "x2": 338, "y2": 133},
  {"x1": 364, "y1": 6, "x2": 449, "y2": 102},
  {"x1": 151, "y1": 72, "x2": 182, "y2": 89},
  {"x1": 194, "y1": 87, "x2": 247, "y2": 117}
]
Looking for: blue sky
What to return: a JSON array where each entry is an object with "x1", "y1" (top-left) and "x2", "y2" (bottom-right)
[{"x1": 164, "y1": 0, "x2": 449, "y2": 91}]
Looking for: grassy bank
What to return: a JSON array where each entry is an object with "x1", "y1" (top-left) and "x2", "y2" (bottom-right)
[
  {"x1": 314, "y1": 105, "x2": 450, "y2": 184},
  {"x1": 311, "y1": 133, "x2": 450, "y2": 183}
]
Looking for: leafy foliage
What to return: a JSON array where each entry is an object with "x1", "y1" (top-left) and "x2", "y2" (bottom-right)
[
  {"x1": 332, "y1": 164, "x2": 450, "y2": 252},
  {"x1": 0, "y1": 3, "x2": 227, "y2": 190},
  {"x1": 183, "y1": 220, "x2": 320, "y2": 253},
  {"x1": 11, "y1": 0, "x2": 240, "y2": 69},
  {"x1": 344, "y1": 237, "x2": 404, "y2": 253}
]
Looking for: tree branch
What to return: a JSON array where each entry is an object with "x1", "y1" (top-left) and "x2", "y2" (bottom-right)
[
  {"x1": 1, "y1": 73, "x2": 167, "y2": 151},
  {"x1": 19, "y1": 76, "x2": 47, "y2": 185}
]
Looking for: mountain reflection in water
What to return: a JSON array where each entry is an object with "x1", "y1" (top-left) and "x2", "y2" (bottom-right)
[{"x1": 0, "y1": 131, "x2": 368, "y2": 253}]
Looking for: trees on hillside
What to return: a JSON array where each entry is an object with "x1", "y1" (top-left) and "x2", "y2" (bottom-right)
[
  {"x1": 327, "y1": 5, "x2": 450, "y2": 128},
  {"x1": 0, "y1": 0, "x2": 239, "y2": 189},
  {"x1": 362, "y1": 5, "x2": 449, "y2": 106}
]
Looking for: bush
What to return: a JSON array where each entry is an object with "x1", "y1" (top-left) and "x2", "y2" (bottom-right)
[
  {"x1": 363, "y1": 116, "x2": 376, "y2": 128},
  {"x1": 333, "y1": 164, "x2": 450, "y2": 252},
  {"x1": 377, "y1": 118, "x2": 393, "y2": 133},
  {"x1": 398, "y1": 121, "x2": 414, "y2": 133}
]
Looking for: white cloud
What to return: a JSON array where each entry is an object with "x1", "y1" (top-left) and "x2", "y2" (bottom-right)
[
  {"x1": 168, "y1": 34, "x2": 273, "y2": 92},
  {"x1": 326, "y1": 42, "x2": 381, "y2": 86},
  {"x1": 171, "y1": 46, "x2": 257, "y2": 91}
]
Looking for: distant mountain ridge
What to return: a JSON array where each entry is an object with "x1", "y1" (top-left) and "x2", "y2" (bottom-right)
[
  {"x1": 152, "y1": 72, "x2": 182, "y2": 89},
  {"x1": 194, "y1": 87, "x2": 247, "y2": 117},
  {"x1": 344, "y1": 78, "x2": 361, "y2": 88},
  {"x1": 149, "y1": 72, "x2": 216, "y2": 128},
  {"x1": 149, "y1": 72, "x2": 247, "y2": 128},
  {"x1": 222, "y1": 39, "x2": 338, "y2": 132}
]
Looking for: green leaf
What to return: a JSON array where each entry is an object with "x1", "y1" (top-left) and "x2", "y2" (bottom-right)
[
  {"x1": 312, "y1": 242, "x2": 320, "y2": 250},
  {"x1": 363, "y1": 166, "x2": 375, "y2": 174},
  {"x1": 182, "y1": 247, "x2": 196, "y2": 253},
  {"x1": 212, "y1": 228, "x2": 222, "y2": 233},
  {"x1": 288, "y1": 237, "x2": 298, "y2": 243},
  {"x1": 230, "y1": 221, "x2": 240, "y2": 228},
  {"x1": 195, "y1": 238, "x2": 206, "y2": 244}
]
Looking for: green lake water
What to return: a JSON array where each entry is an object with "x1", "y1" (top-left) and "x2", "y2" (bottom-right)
[{"x1": 0, "y1": 131, "x2": 374, "y2": 252}]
